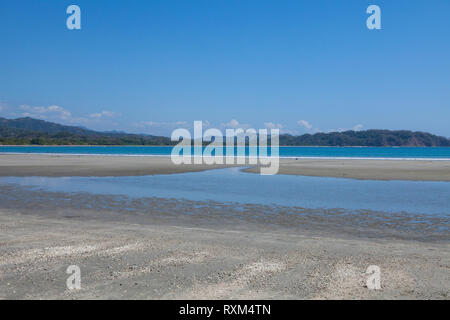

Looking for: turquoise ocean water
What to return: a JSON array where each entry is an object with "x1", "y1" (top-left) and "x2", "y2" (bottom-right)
[{"x1": 1, "y1": 146, "x2": 450, "y2": 159}]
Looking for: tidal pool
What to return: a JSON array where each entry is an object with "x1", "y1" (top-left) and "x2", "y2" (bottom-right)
[{"x1": 0, "y1": 168, "x2": 449, "y2": 217}]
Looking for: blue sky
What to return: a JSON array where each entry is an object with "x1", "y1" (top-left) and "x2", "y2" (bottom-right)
[{"x1": 0, "y1": 0, "x2": 449, "y2": 137}]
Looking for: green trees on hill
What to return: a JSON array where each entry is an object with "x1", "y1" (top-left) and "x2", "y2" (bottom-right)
[
  {"x1": 278, "y1": 130, "x2": 450, "y2": 147},
  {"x1": 0, "y1": 119, "x2": 173, "y2": 145},
  {"x1": 0, "y1": 117, "x2": 449, "y2": 146}
]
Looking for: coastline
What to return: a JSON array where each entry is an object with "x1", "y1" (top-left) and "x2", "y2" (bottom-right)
[{"x1": 1, "y1": 153, "x2": 450, "y2": 181}]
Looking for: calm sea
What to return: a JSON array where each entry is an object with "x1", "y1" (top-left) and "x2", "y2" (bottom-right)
[{"x1": 1, "y1": 146, "x2": 450, "y2": 159}]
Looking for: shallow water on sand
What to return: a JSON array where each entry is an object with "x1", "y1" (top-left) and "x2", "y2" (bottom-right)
[{"x1": 0, "y1": 168, "x2": 449, "y2": 217}]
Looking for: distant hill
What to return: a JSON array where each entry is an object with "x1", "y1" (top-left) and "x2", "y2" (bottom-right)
[
  {"x1": 278, "y1": 130, "x2": 450, "y2": 147},
  {"x1": 0, "y1": 116, "x2": 93, "y2": 135},
  {"x1": 0, "y1": 117, "x2": 449, "y2": 146},
  {"x1": 0, "y1": 117, "x2": 173, "y2": 145}
]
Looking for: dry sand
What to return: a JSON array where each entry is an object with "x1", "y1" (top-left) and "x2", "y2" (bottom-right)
[
  {"x1": 0, "y1": 154, "x2": 231, "y2": 177},
  {"x1": 245, "y1": 158, "x2": 450, "y2": 181},
  {"x1": 1, "y1": 154, "x2": 450, "y2": 181}
]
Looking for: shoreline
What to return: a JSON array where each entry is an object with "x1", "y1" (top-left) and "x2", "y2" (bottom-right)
[{"x1": 1, "y1": 154, "x2": 450, "y2": 181}]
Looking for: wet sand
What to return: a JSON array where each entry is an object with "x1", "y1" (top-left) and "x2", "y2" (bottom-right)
[
  {"x1": 0, "y1": 207, "x2": 448, "y2": 300},
  {"x1": 1, "y1": 154, "x2": 450, "y2": 181},
  {"x1": 0, "y1": 184, "x2": 448, "y2": 300}
]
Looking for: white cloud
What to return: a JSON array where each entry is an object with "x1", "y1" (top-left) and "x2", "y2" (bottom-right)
[
  {"x1": 89, "y1": 110, "x2": 116, "y2": 118},
  {"x1": 297, "y1": 120, "x2": 313, "y2": 130},
  {"x1": 224, "y1": 119, "x2": 240, "y2": 128},
  {"x1": 1, "y1": 102, "x2": 129, "y2": 133},
  {"x1": 8, "y1": 103, "x2": 119, "y2": 129},
  {"x1": 132, "y1": 120, "x2": 191, "y2": 136},
  {"x1": 143, "y1": 121, "x2": 187, "y2": 127},
  {"x1": 19, "y1": 104, "x2": 72, "y2": 120},
  {"x1": 297, "y1": 120, "x2": 364, "y2": 134},
  {"x1": 220, "y1": 119, "x2": 252, "y2": 129},
  {"x1": 264, "y1": 122, "x2": 284, "y2": 129}
]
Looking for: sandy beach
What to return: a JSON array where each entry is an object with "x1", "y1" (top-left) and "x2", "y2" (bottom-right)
[
  {"x1": 0, "y1": 206, "x2": 448, "y2": 300},
  {"x1": 1, "y1": 154, "x2": 450, "y2": 181},
  {"x1": 3, "y1": 0, "x2": 450, "y2": 303},
  {"x1": 0, "y1": 153, "x2": 448, "y2": 299},
  {"x1": 0, "y1": 154, "x2": 233, "y2": 177},
  {"x1": 245, "y1": 158, "x2": 450, "y2": 181}
]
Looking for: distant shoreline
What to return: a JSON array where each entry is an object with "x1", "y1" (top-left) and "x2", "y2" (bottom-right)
[{"x1": 2, "y1": 145, "x2": 450, "y2": 162}]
